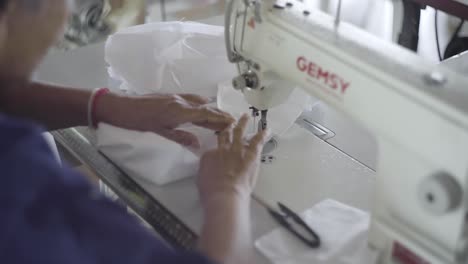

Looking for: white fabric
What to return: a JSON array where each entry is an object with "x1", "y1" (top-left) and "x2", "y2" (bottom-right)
[
  {"x1": 105, "y1": 21, "x2": 236, "y2": 95},
  {"x1": 97, "y1": 123, "x2": 201, "y2": 185},
  {"x1": 97, "y1": 21, "x2": 310, "y2": 186},
  {"x1": 98, "y1": 22, "x2": 233, "y2": 185},
  {"x1": 255, "y1": 199, "x2": 379, "y2": 264}
]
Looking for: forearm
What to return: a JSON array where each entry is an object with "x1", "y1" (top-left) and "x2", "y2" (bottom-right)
[
  {"x1": 198, "y1": 195, "x2": 254, "y2": 264},
  {"x1": 1, "y1": 81, "x2": 96, "y2": 130}
]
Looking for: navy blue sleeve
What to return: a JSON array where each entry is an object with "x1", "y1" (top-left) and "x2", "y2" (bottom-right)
[{"x1": 0, "y1": 116, "x2": 213, "y2": 264}]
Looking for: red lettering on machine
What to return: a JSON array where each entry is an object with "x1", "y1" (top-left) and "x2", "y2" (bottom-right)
[{"x1": 296, "y1": 56, "x2": 350, "y2": 94}]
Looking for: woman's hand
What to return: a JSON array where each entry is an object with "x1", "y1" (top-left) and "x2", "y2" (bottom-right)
[
  {"x1": 197, "y1": 114, "x2": 269, "y2": 206},
  {"x1": 97, "y1": 93, "x2": 235, "y2": 148},
  {"x1": 196, "y1": 114, "x2": 268, "y2": 264}
]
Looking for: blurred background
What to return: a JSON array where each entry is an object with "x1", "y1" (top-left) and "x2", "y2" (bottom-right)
[
  {"x1": 59, "y1": 0, "x2": 465, "y2": 63},
  {"x1": 58, "y1": 0, "x2": 226, "y2": 50}
]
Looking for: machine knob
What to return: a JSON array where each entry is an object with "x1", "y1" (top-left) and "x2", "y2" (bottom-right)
[
  {"x1": 418, "y1": 171, "x2": 463, "y2": 215},
  {"x1": 232, "y1": 71, "x2": 259, "y2": 91},
  {"x1": 232, "y1": 75, "x2": 247, "y2": 91}
]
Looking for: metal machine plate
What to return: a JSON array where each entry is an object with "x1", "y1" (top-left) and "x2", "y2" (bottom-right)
[{"x1": 52, "y1": 127, "x2": 197, "y2": 250}]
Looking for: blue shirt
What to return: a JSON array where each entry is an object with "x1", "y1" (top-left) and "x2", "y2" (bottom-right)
[{"x1": 0, "y1": 115, "x2": 213, "y2": 264}]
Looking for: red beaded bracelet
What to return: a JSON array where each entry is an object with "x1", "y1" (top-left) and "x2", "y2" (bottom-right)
[{"x1": 87, "y1": 88, "x2": 110, "y2": 128}]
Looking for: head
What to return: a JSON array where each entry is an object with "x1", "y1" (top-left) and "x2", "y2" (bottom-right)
[{"x1": 0, "y1": 0, "x2": 68, "y2": 80}]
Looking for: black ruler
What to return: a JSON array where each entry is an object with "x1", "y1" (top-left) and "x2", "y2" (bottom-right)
[{"x1": 52, "y1": 127, "x2": 197, "y2": 250}]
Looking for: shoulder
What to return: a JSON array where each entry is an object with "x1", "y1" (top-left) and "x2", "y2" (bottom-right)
[
  {"x1": 0, "y1": 116, "x2": 216, "y2": 264},
  {"x1": 0, "y1": 115, "x2": 87, "y2": 201},
  {"x1": 0, "y1": 115, "x2": 57, "y2": 180},
  {"x1": 0, "y1": 115, "x2": 48, "y2": 156}
]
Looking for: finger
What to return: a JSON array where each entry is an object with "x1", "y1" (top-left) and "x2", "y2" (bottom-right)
[
  {"x1": 179, "y1": 94, "x2": 212, "y2": 105},
  {"x1": 199, "y1": 107, "x2": 235, "y2": 122},
  {"x1": 218, "y1": 126, "x2": 232, "y2": 148},
  {"x1": 248, "y1": 129, "x2": 269, "y2": 155},
  {"x1": 159, "y1": 129, "x2": 201, "y2": 149},
  {"x1": 233, "y1": 114, "x2": 250, "y2": 148},
  {"x1": 194, "y1": 108, "x2": 235, "y2": 130},
  {"x1": 186, "y1": 107, "x2": 236, "y2": 131}
]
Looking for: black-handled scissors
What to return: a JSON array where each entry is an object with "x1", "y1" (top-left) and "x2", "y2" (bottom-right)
[{"x1": 268, "y1": 202, "x2": 321, "y2": 248}]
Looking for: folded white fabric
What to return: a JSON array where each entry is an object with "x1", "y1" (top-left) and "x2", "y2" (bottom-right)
[
  {"x1": 96, "y1": 123, "x2": 195, "y2": 185},
  {"x1": 255, "y1": 199, "x2": 379, "y2": 264}
]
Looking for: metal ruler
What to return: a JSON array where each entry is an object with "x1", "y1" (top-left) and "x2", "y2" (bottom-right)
[{"x1": 52, "y1": 127, "x2": 197, "y2": 250}]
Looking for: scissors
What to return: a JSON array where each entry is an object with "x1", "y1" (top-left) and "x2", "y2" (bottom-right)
[{"x1": 268, "y1": 202, "x2": 321, "y2": 248}]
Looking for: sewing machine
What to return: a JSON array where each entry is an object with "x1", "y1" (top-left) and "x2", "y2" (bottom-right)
[{"x1": 225, "y1": 0, "x2": 468, "y2": 263}]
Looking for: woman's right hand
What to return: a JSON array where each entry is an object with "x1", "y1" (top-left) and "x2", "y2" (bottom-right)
[
  {"x1": 197, "y1": 114, "x2": 268, "y2": 207},
  {"x1": 197, "y1": 114, "x2": 268, "y2": 263}
]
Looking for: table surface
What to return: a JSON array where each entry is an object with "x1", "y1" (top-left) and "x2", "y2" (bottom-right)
[{"x1": 38, "y1": 29, "x2": 375, "y2": 264}]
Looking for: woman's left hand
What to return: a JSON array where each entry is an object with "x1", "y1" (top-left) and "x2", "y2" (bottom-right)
[{"x1": 96, "y1": 93, "x2": 235, "y2": 148}]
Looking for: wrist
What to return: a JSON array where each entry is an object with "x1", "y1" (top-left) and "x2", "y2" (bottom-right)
[
  {"x1": 93, "y1": 91, "x2": 123, "y2": 127},
  {"x1": 202, "y1": 192, "x2": 251, "y2": 213}
]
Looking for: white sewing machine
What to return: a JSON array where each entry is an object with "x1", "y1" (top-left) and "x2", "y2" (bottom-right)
[{"x1": 225, "y1": 0, "x2": 468, "y2": 263}]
